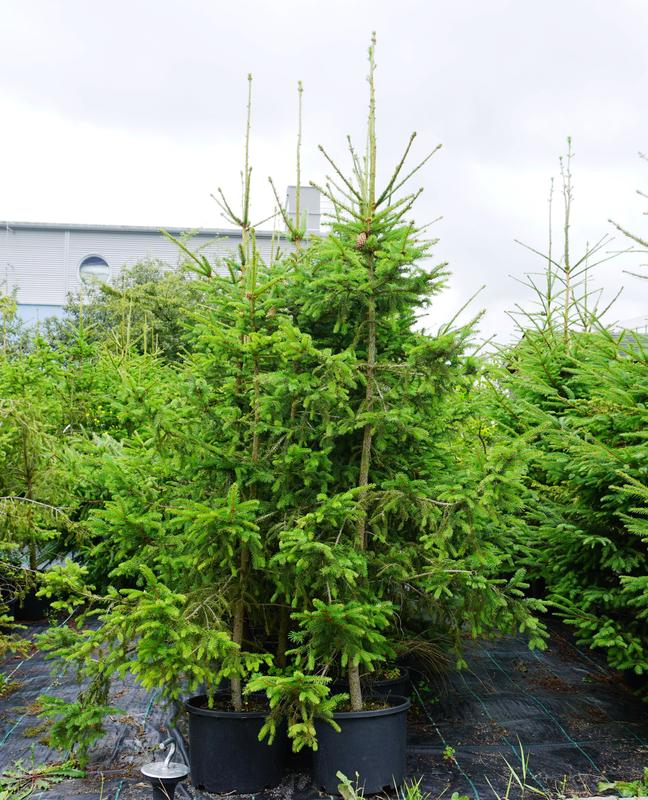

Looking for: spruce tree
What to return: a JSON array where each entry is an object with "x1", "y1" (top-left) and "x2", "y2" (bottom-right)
[
  {"x1": 35, "y1": 74, "x2": 357, "y2": 739},
  {"x1": 33, "y1": 41, "x2": 549, "y2": 758},
  {"x1": 489, "y1": 144, "x2": 648, "y2": 683},
  {"x1": 278, "y1": 34, "x2": 546, "y2": 711}
]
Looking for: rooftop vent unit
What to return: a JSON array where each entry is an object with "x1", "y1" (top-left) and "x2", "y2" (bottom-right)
[{"x1": 284, "y1": 186, "x2": 320, "y2": 234}]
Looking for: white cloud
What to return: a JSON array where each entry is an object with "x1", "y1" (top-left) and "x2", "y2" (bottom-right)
[{"x1": 0, "y1": 0, "x2": 646, "y2": 340}]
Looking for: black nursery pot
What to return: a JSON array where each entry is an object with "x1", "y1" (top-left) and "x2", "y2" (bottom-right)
[
  {"x1": 366, "y1": 668, "x2": 411, "y2": 699},
  {"x1": 12, "y1": 588, "x2": 49, "y2": 621},
  {"x1": 184, "y1": 694, "x2": 288, "y2": 793},
  {"x1": 312, "y1": 694, "x2": 410, "y2": 795},
  {"x1": 331, "y1": 667, "x2": 411, "y2": 699}
]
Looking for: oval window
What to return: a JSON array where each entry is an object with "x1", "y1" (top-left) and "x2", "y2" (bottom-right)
[{"x1": 79, "y1": 255, "x2": 110, "y2": 284}]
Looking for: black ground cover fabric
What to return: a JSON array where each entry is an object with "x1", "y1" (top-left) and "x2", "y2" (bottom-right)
[
  {"x1": 1, "y1": 621, "x2": 647, "y2": 799},
  {"x1": 407, "y1": 625, "x2": 648, "y2": 799}
]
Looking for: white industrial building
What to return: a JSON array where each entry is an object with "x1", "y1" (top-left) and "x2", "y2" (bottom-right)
[{"x1": 1, "y1": 186, "x2": 321, "y2": 323}]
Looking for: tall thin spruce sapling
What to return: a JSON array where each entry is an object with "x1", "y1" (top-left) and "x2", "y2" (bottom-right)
[
  {"x1": 164, "y1": 73, "x2": 274, "y2": 711},
  {"x1": 281, "y1": 35, "x2": 547, "y2": 711},
  {"x1": 168, "y1": 75, "x2": 354, "y2": 717},
  {"x1": 316, "y1": 33, "x2": 443, "y2": 710}
]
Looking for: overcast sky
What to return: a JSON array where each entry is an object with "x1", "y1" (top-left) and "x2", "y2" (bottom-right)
[{"x1": 1, "y1": 0, "x2": 646, "y2": 341}]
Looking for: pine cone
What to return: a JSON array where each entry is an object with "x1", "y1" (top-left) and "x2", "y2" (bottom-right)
[{"x1": 356, "y1": 231, "x2": 368, "y2": 249}]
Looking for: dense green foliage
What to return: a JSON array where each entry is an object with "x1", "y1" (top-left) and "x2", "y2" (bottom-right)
[
  {"x1": 486, "y1": 147, "x2": 648, "y2": 683},
  {"x1": 493, "y1": 325, "x2": 648, "y2": 676},
  {"x1": 45, "y1": 259, "x2": 199, "y2": 361}
]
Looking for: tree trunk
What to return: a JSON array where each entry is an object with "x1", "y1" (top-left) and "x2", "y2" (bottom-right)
[
  {"x1": 348, "y1": 662, "x2": 363, "y2": 711},
  {"x1": 276, "y1": 604, "x2": 290, "y2": 668},
  {"x1": 350, "y1": 268, "x2": 375, "y2": 711},
  {"x1": 22, "y1": 428, "x2": 37, "y2": 572},
  {"x1": 357, "y1": 271, "x2": 376, "y2": 550},
  {"x1": 231, "y1": 546, "x2": 249, "y2": 711},
  {"x1": 352, "y1": 38, "x2": 378, "y2": 714},
  {"x1": 28, "y1": 540, "x2": 37, "y2": 573}
]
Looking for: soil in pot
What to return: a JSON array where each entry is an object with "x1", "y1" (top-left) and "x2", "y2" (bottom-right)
[
  {"x1": 312, "y1": 694, "x2": 410, "y2": 795},
  {"x1": 184, "y1": 693, "x2": 289, "y2": 793}
]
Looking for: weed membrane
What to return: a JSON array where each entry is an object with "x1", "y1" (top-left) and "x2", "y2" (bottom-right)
[{"x1": 1, "y1": 622, "x2": 647, "y2": 799}]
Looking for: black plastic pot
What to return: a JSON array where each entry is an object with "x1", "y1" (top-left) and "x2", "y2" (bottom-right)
[
  {"x1": 365, "y1": 668, "x2": 411, "y2": 699},
  {"x1": 286, "y1": 744, "x2": 313, "y2": 774},
  {"x1": 184, "y1": 694, "x2": 288, "y2": 793},
  {"x1": 148, "y1": 776, "x2": 182, "y2": 800},
  {"x1": 12, "y1": 589, "x2": 49, "y2": 621},
  {"x1": 140, "y1": 762, "x2": 189, "y2": 800},
  {"x1": 312, "y1": 694, "x2": 410, "y2": 795},
  {"x1": 331, "y1": 667, "x2": 411, "y2": 699}
]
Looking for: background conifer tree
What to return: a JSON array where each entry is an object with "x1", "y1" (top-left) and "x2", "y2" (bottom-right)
[{"x1": 488, "y1": 145, "x2": 648, "y2": 683}]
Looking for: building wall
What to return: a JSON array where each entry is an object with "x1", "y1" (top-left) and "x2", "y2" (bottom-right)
[{"x1": 1, "y1": 223, "x2": 282, "y2": 317}]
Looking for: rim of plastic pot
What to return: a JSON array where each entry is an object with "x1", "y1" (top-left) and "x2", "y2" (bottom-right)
[
  {"x1": 184, "y1": 694, "x2": 270, "y2": 720},
  {"x1": 332, "y1": 666, "x2": 409, "y2": 685},
  {"x1": 329, "y1": 694, "x2": 411, "y2": 719},
  {"x1": 368, "y1": 667, "x2": 410, "y2": 685}
]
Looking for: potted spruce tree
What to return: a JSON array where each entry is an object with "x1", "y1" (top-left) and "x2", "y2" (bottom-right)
[
  {"x1": 271, "y1": 34, "x2": 547, "y2": 794},
  {"x1": 178, "y1": 75, "x2": 370, "y2": 791},
  {"x1": 274, "y1": 35, "x2": 431, "y2": 792},
  {"x1": 156, "y1": 76, "x2": 300, "y2": 793},
  {"x1": 35, "y1": 74, "x2": 358, "y2": 792}
]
